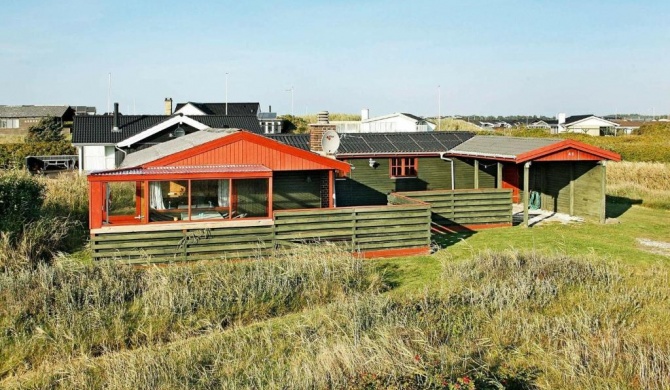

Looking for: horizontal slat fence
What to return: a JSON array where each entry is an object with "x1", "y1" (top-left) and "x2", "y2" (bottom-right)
[
  {"x1": 91, "y1": 224, "x2": 274, "y2": 264},
  {"x1": 273, "y1": 204, "x2": 431, "y2": 253},
  {"x1": 92, "y1": 203, "x2": 432, "y2": 263},
  {"x1": 392, "y1": 189, "x2": 512, "y2": 227}
]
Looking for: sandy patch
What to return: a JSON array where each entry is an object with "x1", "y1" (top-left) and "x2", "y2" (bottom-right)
[{"x1": 637, "y1": 238, "x2": 670, "y2": 257}]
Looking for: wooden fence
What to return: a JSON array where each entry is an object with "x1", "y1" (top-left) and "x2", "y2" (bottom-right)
[
  {"x1": 274, "y1": 203, "x2": 431, "y2": 256},
  {"x1": 91, "y1": 203, "x2": 432, "y2": 263},
  {"x1": 391, "y1": 188, "x2": 513, "y2": 229}
]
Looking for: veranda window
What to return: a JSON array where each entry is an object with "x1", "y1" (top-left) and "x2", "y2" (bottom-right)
[
  {"x1": 104, "y1": 181, "x2": 144, "y2": 224},
  {"x1": 390, "y1": 157, "x2": 417, "y2": 177}
]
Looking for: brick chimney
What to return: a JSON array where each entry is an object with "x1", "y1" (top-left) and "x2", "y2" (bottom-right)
[
  {"x1": 164, "y1": 98, "x2": 173, "y2": 115},
  {"x1": 309, "y1": 111, "x2": 335, "y2": 154}
]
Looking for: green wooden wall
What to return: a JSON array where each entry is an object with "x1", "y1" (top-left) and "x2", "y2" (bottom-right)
[
  {"x1": 273, "y1": 171, "x2": 322, "y2": 210},
  {"x1": 336, "y1": 157, "x2": 495, "y2": 207},
  {"x1": 527, "y1": 161, "x2": 603, "y2": 221}
]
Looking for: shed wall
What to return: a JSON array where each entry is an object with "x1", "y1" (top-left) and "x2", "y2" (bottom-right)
[
  {"x1": 528, "y1": 161, "x2": 603, "y2": 221},
  {"x1": 273, "y1": 171, "x2": 323, "y2": 210}
]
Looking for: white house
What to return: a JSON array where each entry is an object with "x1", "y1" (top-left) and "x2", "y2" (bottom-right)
[
  {"x1": 334, "y1": 109, "x2": 436, "y2": 133},
  {"x1": 553, "y1": 113, "x2": 620, "y2": 136}
]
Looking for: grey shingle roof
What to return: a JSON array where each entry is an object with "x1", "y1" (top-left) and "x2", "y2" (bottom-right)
[
  {"x1": 120, "y1": 128, "x2": 240, "y2": 168},
  {"x1": 0, "y1": 105, "x2": 71, "y2": 118},
  {"x1": 174, "y1": 102, "x2": 260, "y2": 116},
  {"x1": 72, "y1": 115, "x2": 262, "y2": 144},
  {"x1": 268, "y1": 131, "x2": 475, "y2": 155},
  {"x1": 448, "y1": 136, "x2": 561, "y2": 159}
]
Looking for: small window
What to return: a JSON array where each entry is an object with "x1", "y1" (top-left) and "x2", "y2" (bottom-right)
[{"x1": 390, "y1": 157, "x2": 417, "y2": 177}]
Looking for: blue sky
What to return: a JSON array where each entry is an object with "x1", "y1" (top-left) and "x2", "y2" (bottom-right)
[{"x1": 1, "y1": 0, "x2": 669, "y2": 117}]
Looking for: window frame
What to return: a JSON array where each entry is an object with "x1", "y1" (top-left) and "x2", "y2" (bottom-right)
[{"x1": 389, "y1": 157, "x2": 418, "y2": 178}]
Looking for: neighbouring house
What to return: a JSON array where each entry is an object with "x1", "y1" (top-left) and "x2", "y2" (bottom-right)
[
  {"x1": 611, "y1": 120, "x2": 645, "y2": 135},
  {"x1": 527, "y1": 119, "x2": 557, "y2": 130},
  {"x1": 72, "y1": 103, "x2": 262, "y2": 172},
  {"x1": 552, "y1": 113, "x2": 620, "y2": 136},
  {"x1": 0, "y1": 105, "x2": 75, "y2": 137},
  {"x1": 171, "y1": 100, "x2": 283, "y2": 134},
  {"x1": 333, "y1": 109, "x2": 436, "y2": 133}
]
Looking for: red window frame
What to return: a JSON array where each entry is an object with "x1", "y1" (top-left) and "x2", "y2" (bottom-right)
[{"x1": 390, "y1": 157, "x2": 418, "y2": 178}]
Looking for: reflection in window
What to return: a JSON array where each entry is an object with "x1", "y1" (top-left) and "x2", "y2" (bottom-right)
[
  {"x1": 233, "y1": 179, "x2": 268, "y2": 218},
  {"x1": 188, "y1": 180, "x2": 230, "y2": 220},
  {"x1": 149, "y1": 180, "x2": 188, "y2": 222}
]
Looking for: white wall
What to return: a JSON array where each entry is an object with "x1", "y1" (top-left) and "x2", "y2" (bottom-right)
[
  {"x1": 173, "y1": 104, "x2": 205, "y2": 116},
  {"x1": 564, "y1": 117, "x2": 617, "y2": 136},
  {"x1": 82, "y1": 146, "x2": 116, "y2": 171}
]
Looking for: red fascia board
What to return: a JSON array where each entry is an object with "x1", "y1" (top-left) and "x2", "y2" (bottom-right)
[
  {"x1": 515, "y1": 139, "x2": 621, "y2": 163},
  {"x1": 144, "y1": 131, "x2": 351, "y2": 173},
  {"x1": 337, "y1": 153, "x2": 442, "y2": 158},
  {"x1": 87, "y1": 171, "x2": 272, "y2": 182}
]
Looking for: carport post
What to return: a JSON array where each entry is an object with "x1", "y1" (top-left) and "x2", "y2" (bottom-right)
[
  {"x1": 474, "y1": 160, "x2": 479, "y2": 189},
  {"x1": 496, "y1": 162, "x2": 503, "y2": 188},
  {"x1": 523, "y1": 161, "x2": 531, "y2": 227},
  {"x1": 600, "y1": 160, "x2": 607, "y2": 223}
]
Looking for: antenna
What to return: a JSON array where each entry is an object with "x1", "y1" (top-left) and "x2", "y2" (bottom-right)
[
  {"x1": 107, "y1": 73, "x2": 111, "y2": 114},
  {"x1": 225, "y1": 72, "x2": 229, "y2": 115},
  {"x1": 438, "y1": 85, "x2": 441, "y2": 131},
  {"x1": 321, "y1": 130, "x2": 340, "y2": 154}
]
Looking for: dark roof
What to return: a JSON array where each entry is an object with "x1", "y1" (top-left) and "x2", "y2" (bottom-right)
[
  {"x1": 0, "y1": 105, "x2": 71, "y2": 118},
  {"x1": 268, "y1": 131, "x2": 475, "y2": 155},
  {"x1": 73, "y1": 115, "x2": 168, "y2": 144},
  {"x1": 72, "y1": 115, "x2": 262, "y2": 144},
  {"x1": 174, "y1": 102, "x2": 260, "y2": 116},
  {"x1": 400, "y1": 113, "x2": 425, "y2": 122},
  {"x1": 564, "y1": 114, "x2": 594, "y2": 125}
]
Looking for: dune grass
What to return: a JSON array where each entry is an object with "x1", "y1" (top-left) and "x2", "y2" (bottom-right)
[{"x1": 2, "y1": 163, "x2": 670, "y2": 388}]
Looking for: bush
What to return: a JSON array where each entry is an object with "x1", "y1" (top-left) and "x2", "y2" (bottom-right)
[
  {"x1": 0, "y1": 141, "x2": 76, "y2": 169},
  {"x1": 0, "y1": 171, "x2": 45, "y2": 237}
]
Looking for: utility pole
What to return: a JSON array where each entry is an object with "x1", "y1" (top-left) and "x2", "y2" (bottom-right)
[
  {"x1": 285, "y1": 86, "x2": 294, "y2": 116},
  {"x1": 107, "y1": 73, "x2": 111, "y2": 114},
  {"x1": 438, "y1": 85, "x2": 441, "y2": 130},
  {"x1": 225, "y1": 73, "x2": 229, "y2": 115}
]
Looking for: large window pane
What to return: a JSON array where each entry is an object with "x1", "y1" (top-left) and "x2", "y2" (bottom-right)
[
  {"x1": 107, "y1": 181, "x2": 139, "y2": 216},
  {"x1": 189, "y1": 179, "x2": 230, "y2": 220},
  {"x1": 149, "y1": 180, "x2": 188, "y2": 222},
  {"x1": 233, "y1": 179, "x2": 269, "y2": 218}
]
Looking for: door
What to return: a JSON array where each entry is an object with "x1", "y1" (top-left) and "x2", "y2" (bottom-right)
[{"x1": 502, "y1": 164, "x2": 520, "y2": 203}]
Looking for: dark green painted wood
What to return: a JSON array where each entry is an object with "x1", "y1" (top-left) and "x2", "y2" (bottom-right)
[
  {"x1": 395, "y1": 189, "x2": 512, "y2": 226},
  {"x1": 273, "y1": 171, "x2": 323, "y2": 210}
]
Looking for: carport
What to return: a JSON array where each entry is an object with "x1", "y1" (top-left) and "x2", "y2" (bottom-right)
[{"x1": 447, "y1": 136, "x2": 621, "y2": 226}]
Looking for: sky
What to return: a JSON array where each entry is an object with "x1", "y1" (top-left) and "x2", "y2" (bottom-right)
[{"x1": 1, "y1": 0, "x2": 669, "y2": 117}]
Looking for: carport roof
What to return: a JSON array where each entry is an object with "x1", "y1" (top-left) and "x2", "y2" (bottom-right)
[{"x1": 447, "y1": 136, "x2": 621, "y2": 163}]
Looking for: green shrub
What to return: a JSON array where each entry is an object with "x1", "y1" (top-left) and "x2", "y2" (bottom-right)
[
  {"x1": 0, "y1": 141, "x2": 75, "y2": 169},
  {"x1": 0, "y1": 171, "x2": 45, "y2": 237}
]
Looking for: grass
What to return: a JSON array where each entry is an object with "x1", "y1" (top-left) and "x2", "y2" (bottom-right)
[{"x1": 1, "y1": 165, "x2": 670, "y2": 388}]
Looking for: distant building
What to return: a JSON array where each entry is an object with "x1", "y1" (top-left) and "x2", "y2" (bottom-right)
[
  {"x1": 333, "y1": 109, "x2": 436, "y2": 133},
  {"x1": 171, "y1": 100, "x2": 282, "y2": 134},
  {"x1": 553, "y1": 113, "x2": 620, "y2": 136},
  {"x1": 0, "y1": 105, "x2": 74, "y2": 137},
  {"x1": 611, "y1": 120, "x2": 645, "y2": 135}
]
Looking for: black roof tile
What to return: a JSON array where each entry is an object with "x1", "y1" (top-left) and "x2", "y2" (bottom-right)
[
  {"x1": 73, "y1": 115, "x2": 262, "y2": 144},
  {"x1": 174, "y1": 102, "x2": 260, "y2": 116}
]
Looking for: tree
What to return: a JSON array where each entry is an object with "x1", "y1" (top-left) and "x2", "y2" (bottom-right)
[
  {"x1": 280, "y1": 115, "x2": 310, "y2": 134},
  {"x1": 26, "y1": 116, "x2": 64, "y2": 143}
]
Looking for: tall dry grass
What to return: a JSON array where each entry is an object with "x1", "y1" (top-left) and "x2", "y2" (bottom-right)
[
  {"x1": 6, "y1": 251, "x2": 668, "y2": 389},
  {"x1": 0, "y1": 245, "x2": 384, "y2": 381},
  {"x1": 607, "y1": 161, "x2": 670, "y2": 209}
]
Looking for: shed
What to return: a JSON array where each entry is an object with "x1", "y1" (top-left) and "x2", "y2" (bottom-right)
[{"x1": 447, "y1": 136, "x2": 621, "y2": 224}]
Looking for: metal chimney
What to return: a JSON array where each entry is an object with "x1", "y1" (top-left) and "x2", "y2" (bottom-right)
[
  {"x1": 112, "y1": 103, "x2": 120, "y2": 132},
  {"x1": 317, "y1": 111, "x2": 329, "y2": 124}
]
